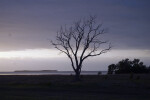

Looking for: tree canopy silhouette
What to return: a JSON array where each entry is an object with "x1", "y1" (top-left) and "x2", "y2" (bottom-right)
[
  {"x1": 51, "y1": 16, "x2": 111, "y2": 81},
  {"x1": 108, "y1": 58, "x2": 150, "y2": 74}
]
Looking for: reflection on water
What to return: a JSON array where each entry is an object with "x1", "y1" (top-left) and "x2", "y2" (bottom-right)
[{"x1": 0, "y1": 71, "x2": 107, "y2": 75}]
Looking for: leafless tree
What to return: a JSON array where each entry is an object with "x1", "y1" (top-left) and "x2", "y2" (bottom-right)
[{"x1": 51, "y1": 16, "x2": 111, "y2": 81}]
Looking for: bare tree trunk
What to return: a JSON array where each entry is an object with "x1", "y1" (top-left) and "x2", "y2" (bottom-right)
[
  {"x1": 75, "y1": 71, "x2": 80, "y2": 81},
  {"x1": 75, "y1": 68, "x2": 81, "y2": 81}
]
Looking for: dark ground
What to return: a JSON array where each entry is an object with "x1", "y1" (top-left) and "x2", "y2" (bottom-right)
[{"x1": 0, "y1": 74, "x2": 150, "y2": 100}]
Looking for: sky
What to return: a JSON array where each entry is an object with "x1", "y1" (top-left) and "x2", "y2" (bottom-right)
[{"x1": 0, "y1": 0, "x2": 150, "y2": 71}]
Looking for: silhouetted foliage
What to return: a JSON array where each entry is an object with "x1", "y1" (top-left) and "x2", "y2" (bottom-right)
[
  {"x1": 51, "y1": 16, "x2": 111, "y2": 81},
  {"x1": 108, "y1": 58, "x2": 150, "y2": 74},
  {"x1": 107, "y1": 64, "x2": 116, "y2": 74},
  {"x1": 148, "y1": 66, "x2": 150, "y2": 73}
]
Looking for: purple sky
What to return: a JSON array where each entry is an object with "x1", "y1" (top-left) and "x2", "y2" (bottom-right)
[{"x1": 0, "y1": 0, "x2": 150, "y2": 71}]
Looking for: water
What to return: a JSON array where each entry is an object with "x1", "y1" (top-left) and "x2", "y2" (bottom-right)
[{"x1": 0, "y1": 71, "x2": 107, "y2": 75}]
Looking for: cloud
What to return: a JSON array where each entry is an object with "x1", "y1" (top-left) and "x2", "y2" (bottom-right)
[{"x1": 0, "y1": 0, "x2": 150, "y2": 51}]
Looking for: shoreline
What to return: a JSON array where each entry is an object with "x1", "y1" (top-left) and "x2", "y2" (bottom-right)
[{"x1": 0, "y1": 71, "x2": 108, "y2": 75}]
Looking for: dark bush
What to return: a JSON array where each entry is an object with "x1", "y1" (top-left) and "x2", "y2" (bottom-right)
[{"x1": 108, "y1": 58, "x2": 150, "y2": 74}]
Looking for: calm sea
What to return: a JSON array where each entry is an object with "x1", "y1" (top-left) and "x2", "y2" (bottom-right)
[{"x1": 0, "y1": 71, "x2": 107, "y2": 75}]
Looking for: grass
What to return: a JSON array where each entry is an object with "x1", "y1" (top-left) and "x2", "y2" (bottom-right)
[{"x1": 0, "y1": 74, "x2": 150, "y2": 100}]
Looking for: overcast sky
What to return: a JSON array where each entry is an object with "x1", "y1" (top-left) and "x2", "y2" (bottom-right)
[{"x1": 0, "y1": 0, "x2": 150, "y2": 71}]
